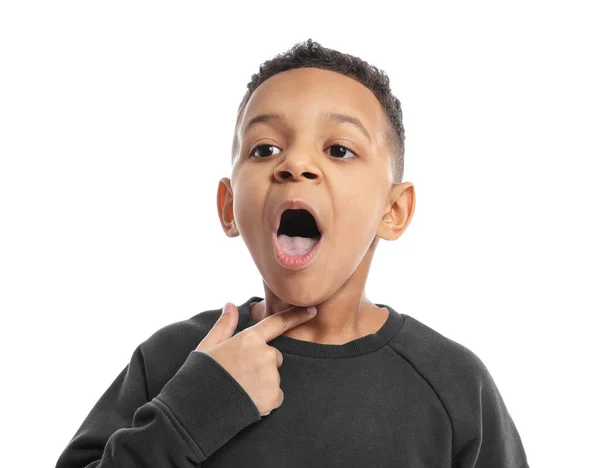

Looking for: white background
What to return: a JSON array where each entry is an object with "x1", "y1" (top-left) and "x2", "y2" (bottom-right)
[{"x1": 1, "y1": 1, "x2": 598, "y2": 466}]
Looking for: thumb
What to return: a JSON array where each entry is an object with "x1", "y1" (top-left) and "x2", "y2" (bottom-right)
[{"x1": 197, "y1": 302, "x2": 239, "y2": 351}]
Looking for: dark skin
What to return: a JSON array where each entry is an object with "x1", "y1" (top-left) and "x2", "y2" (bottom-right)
[{"x1": 217, "y1": 67, "x2": 415, "y2": 345}]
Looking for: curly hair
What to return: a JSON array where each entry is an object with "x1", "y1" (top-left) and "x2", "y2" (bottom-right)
[{"x1": 231, "y1": 38, "x2": 406, "y2": 184}]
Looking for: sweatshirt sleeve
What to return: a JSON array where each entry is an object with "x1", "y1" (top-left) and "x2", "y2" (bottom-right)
[
  {"x1": 451, "y1": 361, "x2": 529, "y2": 468},
  {"x1": 55, "y1": 346, "x2": 261, "y2": 468}
]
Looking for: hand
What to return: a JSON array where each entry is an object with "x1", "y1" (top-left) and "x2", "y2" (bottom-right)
[{"x1": 196, "y1": 302, "x2": 317, "y2": 417}]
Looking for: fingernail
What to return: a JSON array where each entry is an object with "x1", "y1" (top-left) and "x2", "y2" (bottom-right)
[
  {"x1": 307, "y1": 306, "x2": 317, "y2": 315},
  {"x1": 222, "y1": 303, "x2": 229, "y2": 316}
]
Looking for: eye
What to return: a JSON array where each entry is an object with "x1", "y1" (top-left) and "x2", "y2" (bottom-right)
[
  {"x1": 248, "y1": 143, "x2": 358, "y2": 159},
  {"x1": 326, "y1": 144, "x2": 357, "y2": 160},
  {"x1": 249, "y1": 144, "x2": 282, "y2": 158}
]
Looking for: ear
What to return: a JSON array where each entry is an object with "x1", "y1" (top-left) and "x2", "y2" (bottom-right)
[
  {"x1": 217, "y1": 177, "x2": 239, "y2": 237},
  {"x1": 376, "y1": 182, "x2": 416, "y2": 241}
]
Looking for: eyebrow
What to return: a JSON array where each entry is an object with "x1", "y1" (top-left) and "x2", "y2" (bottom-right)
[{"x1": 242, "y1": 111, "x2": 372, "y2": 142}]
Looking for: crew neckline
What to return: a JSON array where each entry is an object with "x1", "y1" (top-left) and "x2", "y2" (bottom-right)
[{"x1": 235, "y1": 296, "x2": 405, "y2": 358}]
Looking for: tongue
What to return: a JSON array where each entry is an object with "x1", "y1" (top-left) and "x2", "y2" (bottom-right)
[{"x1": 277, "y1": 234, "x2": 319, "y2": 256}]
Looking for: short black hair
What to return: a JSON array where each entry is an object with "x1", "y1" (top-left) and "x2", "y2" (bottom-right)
[{"x1": 231, "y1": 38, "x2": 406, "y2": 184}]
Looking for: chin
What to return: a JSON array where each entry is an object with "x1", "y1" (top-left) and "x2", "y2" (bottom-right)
[{"x1": 264, "y1": 280, "x2": 329, "y2": 309}]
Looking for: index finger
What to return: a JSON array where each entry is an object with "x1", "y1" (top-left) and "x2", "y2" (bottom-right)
[{"x1": 251, "y1": 305, "x2": 317, "y2": 343}]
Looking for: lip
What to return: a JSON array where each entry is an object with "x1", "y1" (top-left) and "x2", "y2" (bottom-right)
[
  {"x1": 272, "y1": 199, "x2": 325, "y2": 235},
  {"x1": 272, "y1": 231, "x2": 323, "y2": 270}
]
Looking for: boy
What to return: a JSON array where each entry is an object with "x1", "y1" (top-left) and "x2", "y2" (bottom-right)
[{"x1": 56, "y1": 39, "x2": 529, "y2": 467}]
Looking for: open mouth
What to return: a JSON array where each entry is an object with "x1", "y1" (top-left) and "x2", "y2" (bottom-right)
[{"x1": 273, "y1": 209, "x2": 323, "y2": 269}]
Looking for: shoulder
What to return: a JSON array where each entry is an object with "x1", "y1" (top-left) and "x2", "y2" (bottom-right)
[
  {"x1": 388, "y1": 314, "x2": 496, "y2": 418},
  {"x1": 141, "y1": 306, "x2": 224, "y2": 355},
  {"x1": 136, "y1": 304, "x2": 227, "y2": 398},
  {"x1": 390, "y1": 313, "x2": 490, "y2": 383},
  {"x1": 389, "y1": 315, "x2": 529, "y2": 465}
]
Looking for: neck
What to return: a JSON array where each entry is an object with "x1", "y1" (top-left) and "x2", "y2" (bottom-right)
[{"x1": 250, "y1": 240, "x2": 389, "y2": 345}]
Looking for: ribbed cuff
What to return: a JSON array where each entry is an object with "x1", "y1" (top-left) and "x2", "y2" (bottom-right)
[{"x1": 156, "y1": 350, "x2": 261, "y2": 458}]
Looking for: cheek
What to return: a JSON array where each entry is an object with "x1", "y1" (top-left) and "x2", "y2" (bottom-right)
[
  {"x1": 336, "y1": 187, "x2": 384, "y2": 241},
  {"x1": 338, "y1": 177, "x2": 381, "y2": 210},
  {"x1": 232, "y1": 185, "x2": 266, "y2": 237}
]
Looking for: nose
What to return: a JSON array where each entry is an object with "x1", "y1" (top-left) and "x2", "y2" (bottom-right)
[{"x1": 273, "y1": 151, "x2": 322, "y2": 182}]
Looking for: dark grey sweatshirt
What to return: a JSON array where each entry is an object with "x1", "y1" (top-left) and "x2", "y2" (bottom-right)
[{"x1": 56, "y1": 295, "x2": 530, "y2": 467}]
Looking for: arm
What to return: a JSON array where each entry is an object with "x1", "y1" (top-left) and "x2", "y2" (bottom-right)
[
  {"x1": 56, "y1": 345, "x2": 261, "y2": 467},
  {"x1": 451, "y1": 362, "x2": 529, "y2": 468}
]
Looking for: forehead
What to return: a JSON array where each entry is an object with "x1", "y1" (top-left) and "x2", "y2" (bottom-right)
[{"x1": 240, "y1": 67, "x2": 388, "y2": 141}]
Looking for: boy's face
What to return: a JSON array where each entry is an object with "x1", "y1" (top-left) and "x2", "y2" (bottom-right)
[{"x1": 218, "y1": 67, "x2": 413, "y2": 306}]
